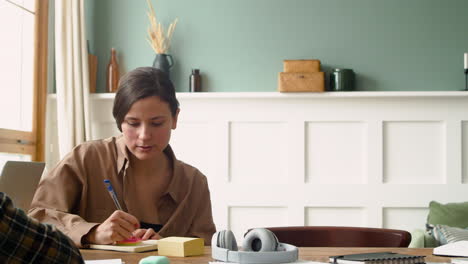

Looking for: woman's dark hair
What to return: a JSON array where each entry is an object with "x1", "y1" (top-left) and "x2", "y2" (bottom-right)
[{"x1": 113, "y1": 67, "x2": 179, "y2": 131}]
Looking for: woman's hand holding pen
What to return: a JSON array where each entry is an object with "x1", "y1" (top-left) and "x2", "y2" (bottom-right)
[
  {"x1": 85, "y1": 210, "x2": 140, "y2": 244},
  {"x1": 91, "y1": 180, "x2": 161, "y2": 244}
]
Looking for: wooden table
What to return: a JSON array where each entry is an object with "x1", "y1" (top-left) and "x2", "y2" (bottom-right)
[{"x1": 81, "y1": 247, "x2": 451, "y2": 264}]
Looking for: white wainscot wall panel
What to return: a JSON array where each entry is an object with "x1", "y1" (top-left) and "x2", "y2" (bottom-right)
[
  {"x1": 91, "y1": 122, "x2": 120, "y2": 140},
  {"x1": 382, "y1": 207, "x2": 429, "y2": 232},
  {"x1": 171, "y1": 122, "x2": 225, "y2": 184},
  {"x1": 46, "y1": 92, "x2": 468, "y2": 235},
  {"x1": 383, "y1": 121, "x2": 445, "y2": 184},
  {"x1": 306, "y1": 122, "x2": 367, "y2": 184},
  {"x1": 305, "y1": 207, "x2": 367, "y2": 227},
  {"x1": 230, "y1": 122, "x2": 288, "y2": 184}
]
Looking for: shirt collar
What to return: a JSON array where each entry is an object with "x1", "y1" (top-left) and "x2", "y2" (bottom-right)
[
  {"x1": 115, "y1": 135, "x2": 183, "y2": 203},
  {"x1": 116, "y1": 135, "x2": 129, "y2": 172}
]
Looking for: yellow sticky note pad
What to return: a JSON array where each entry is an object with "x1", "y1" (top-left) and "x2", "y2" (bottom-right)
[{"x1": 157, "y1": 237, "x2": 204, "y2": 257}]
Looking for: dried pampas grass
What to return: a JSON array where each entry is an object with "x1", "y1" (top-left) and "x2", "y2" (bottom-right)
[{"x1": 146, "y1": 0, "x2": 178, "y2": 54}]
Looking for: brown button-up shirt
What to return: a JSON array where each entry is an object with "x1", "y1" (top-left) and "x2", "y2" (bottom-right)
[{"x1": 28, "y1": 136, "x2": 216, "y2": 247}]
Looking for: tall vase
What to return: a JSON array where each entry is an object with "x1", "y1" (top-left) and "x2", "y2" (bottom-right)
[{"x1": 152, "y1": 54, "x2": 174, "y2": 77}]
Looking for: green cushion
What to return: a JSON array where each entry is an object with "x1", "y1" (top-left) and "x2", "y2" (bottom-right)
[
  {"x1": 409, "y1": 229, "x2": 439, "y2": 248},
  {"x1": 424, "y1": 232, "x2": 438, "y2": 247},
  {"x1": 409, "y1": 229, "x2": 425, "y2": 248},
  {"x1": 427, "y1": 201, "x2": 468, "y2": 228}
]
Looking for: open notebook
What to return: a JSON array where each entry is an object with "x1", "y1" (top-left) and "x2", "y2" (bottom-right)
[
  {"x1": 433, "y1": 241, "x2": 468, "y2": 257},
  {"x1": 89, "y1": 239, "x2": 158, "y2": 253}
]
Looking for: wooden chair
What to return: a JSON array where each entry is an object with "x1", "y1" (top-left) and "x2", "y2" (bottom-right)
[{"x1": 251, "y1": 226, "x2": 411, "y2": 247}]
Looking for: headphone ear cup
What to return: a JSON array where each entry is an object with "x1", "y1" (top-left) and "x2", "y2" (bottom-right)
[
  {"x1": 242, "y1": 228, "x2": 278, "y2": 252},
  {"x1": 218, "y1": 230, "x2": 238, "y2": 251}
]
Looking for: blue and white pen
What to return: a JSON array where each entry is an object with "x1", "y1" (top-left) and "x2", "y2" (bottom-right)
[{"x1": 104, "y1": 179, "x2": 123, "y2": 211}]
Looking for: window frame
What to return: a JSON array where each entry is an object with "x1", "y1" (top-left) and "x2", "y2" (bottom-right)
[{"x1": 0, "y1": 0, "x2": 49, "y2": 161}]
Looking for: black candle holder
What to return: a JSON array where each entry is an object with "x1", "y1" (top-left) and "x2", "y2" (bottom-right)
[{"x1": 465, "y1": 69, "x2": 468, "y2": 91}]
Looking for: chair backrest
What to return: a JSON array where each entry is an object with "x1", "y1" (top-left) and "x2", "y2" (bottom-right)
[
  {"x1": 0, "y1": 161, "x2": 45, "y2": 211},
  {"x1": 252, "y1": 226, "x2": 411, "y2": 247}
]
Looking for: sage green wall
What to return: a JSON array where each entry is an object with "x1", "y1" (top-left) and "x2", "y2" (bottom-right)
[{"x1": 87, "y1": 0, "x2": 468, "y2": 93}]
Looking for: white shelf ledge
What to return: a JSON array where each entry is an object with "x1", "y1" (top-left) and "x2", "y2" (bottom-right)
[
  {"x1": 175, "y1": 91, "x2": 468, "y2": 99},
  {"x1": 48, "y1": 91, "x2": 468, "y2": 100},
  {"x1": 85, "y1": 91, "x2": 468, "y2": 100}
]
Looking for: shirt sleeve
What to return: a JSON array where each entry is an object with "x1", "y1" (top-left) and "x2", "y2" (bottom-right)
[
  {"x1": 28, "y1": 145, "x2": 100, "y2": 248},
  {"x1": 0, "y1": 192, "x2": 84, "y2": 264},
  {"x1": 186, "y1": 173, "x2": 217, "y2": 245}
]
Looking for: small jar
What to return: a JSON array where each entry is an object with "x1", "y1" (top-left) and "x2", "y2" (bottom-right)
[
  {"x1": 330, "y1": 68, "x2": 355, "y2": 91},
  {"x1": 189, "y1": 69, "x2": 201, "y2": 92}
]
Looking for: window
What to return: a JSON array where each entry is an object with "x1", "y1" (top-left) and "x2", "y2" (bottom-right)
[{"x1": 0, "y1": 0, "x2": 48, "y2": 171}]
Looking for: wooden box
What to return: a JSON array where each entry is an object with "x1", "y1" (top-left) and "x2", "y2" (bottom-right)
[
  {"x1": 278, "y1": 72, "x2": 325, "y2": 92},
  {"x1": 284, "y1": 59, "x2": 321, "y2": 73}
]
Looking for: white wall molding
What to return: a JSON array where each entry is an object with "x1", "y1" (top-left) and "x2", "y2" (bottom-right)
[{"x1": 47, "y1": 91, "x2": 468, "y2": 242}]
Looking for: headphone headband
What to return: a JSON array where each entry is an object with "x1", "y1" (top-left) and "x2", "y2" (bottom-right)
[{"x1": 211, "y1": 231, "x2": 299, "y2": 264}]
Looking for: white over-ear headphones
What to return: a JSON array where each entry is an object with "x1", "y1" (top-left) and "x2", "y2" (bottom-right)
[{"x1": 211, "y1": 228, "x2": 298, "y2": 264}]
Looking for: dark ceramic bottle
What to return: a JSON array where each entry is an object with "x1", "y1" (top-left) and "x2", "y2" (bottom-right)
[
  {"x1": 190, "y1": 69, "x2": 201, "y2": 92},
  {"x1": 106, "y1": 48, "x2": 120, "y2": 93}
]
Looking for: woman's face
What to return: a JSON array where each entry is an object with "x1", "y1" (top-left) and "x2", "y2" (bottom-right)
[{"x1": 121, "y1": 96, "x2": 179, "y2": 161}]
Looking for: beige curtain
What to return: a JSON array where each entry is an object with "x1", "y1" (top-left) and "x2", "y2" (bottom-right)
[{"x1": 55, "y1": 0, "x2": 90, "y2": 159}]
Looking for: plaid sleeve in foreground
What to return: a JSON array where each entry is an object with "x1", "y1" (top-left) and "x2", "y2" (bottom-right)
[{"x1": 0, "y1": 192, "x2": 84, "y2": 264}]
